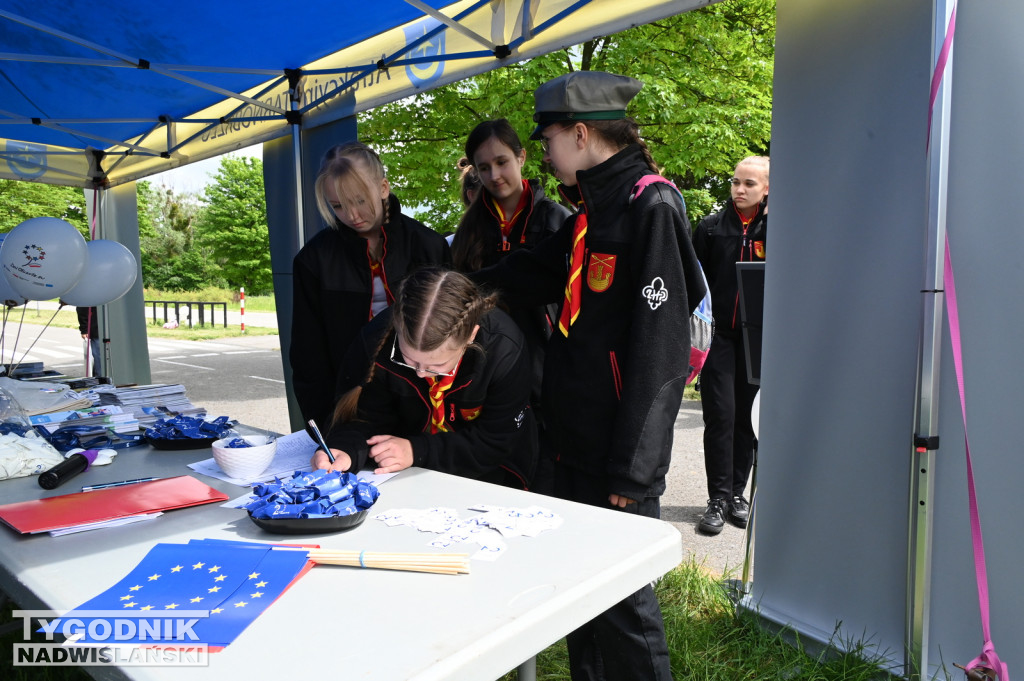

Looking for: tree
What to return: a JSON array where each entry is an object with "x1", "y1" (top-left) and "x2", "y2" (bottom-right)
[
  {"x1": 0, "y1": 179, "x2": 89, "y2": 236},
  {"x1": 359, "y1": 0, "x2": 774, "y2": 229},
  {"x1": 137, "y1": 181, "x2": 220, "y2": 291},
  {"x1": 195, "y1": 156, "x2": 272, "y2": 295}
]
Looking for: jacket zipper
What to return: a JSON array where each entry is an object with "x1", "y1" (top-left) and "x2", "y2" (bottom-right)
[
  {"x1": 732, "y1": 223, "x2": 750, "y2": 329},
  {"x1": 609, "y1": 351, "x2": 623, "y2": 400}
]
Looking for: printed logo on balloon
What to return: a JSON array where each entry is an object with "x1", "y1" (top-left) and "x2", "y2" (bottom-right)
[{"x1": 0, "y1": 217, "x2": 88, "y2": 301}]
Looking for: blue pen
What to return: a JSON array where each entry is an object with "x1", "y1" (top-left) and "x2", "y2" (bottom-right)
[{"x1": 81, "y1": 477, "x2": 161, "y2": 492}]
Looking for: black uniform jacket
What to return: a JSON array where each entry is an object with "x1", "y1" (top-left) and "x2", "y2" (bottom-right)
[
  {"x1": 471, "y1": 145, "x2": 706, "y2": 500},
  {"x1": 454, "y1": 178, "x2": 569, "y2": 417},
  {"x1": 454, "y1": 178, "x2": 569, "y2": 270},
  {"x1": 692, "y1": 197, "x2": 767, "y2": 337},
  {"x1": 326, "y1": 307, "x2": 538, "y2": 490},
  {"x1": 290, "y1": 194, "x2": 451, "y2": 429}
]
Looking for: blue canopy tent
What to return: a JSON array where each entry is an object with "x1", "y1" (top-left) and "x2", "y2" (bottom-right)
[
  {"x1": 5, "y1": 2, "x2": 1022, "y2": 680},
  {"x1": 0, "y1": 0, "x2": 710, "y2": 391}
]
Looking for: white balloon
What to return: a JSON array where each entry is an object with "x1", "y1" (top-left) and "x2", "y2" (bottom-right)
[
  {"x1": 751, "y1": 389, "x2": 760, "y2": 440},
  {"x1": 0, "y1": 271, "x2": 26, "y2": 307},
  {"x1": 0, "y1": 217, "x2": 88, "y2": 301},
  {"x1": 59, "y1": 240, "x2": 138, "y2": 307}
]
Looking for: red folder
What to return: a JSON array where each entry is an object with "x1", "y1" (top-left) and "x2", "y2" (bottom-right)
[{"x1": 0, "y1": 475, "x2": 229, "y2": 534}]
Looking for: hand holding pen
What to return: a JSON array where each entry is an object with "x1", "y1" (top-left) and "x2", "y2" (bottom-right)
[{"x1": 307, "y1": 420, "x2": 351, "y2": 472}]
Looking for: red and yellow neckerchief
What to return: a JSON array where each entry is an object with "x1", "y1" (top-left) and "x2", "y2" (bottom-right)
[
  {"x1": 426, "y1": 360, "x2": 462, "y2": 433},
  {"x1": 558, "y1": 207, "x2": 588, "y2": 337},
  {"x1": 490, "y1": 180, "x2": 531, "y2": 247}
]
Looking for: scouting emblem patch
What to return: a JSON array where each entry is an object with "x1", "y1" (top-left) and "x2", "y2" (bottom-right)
[
  {"x1": 642, "y1": 277, "x2": 669, "y2": 310},
  {"x1": 587, "y1": 253, "x2": 616, "y2": 292}
]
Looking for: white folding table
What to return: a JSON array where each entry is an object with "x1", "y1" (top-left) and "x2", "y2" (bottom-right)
[{"x1": 0, "y1": 443, "x2": 682, "y2": 680}]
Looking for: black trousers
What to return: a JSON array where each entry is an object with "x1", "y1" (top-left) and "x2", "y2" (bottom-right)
[
  {"x1": 554, "y1": 465, "x2": 673, "y2": 681},
  {"x1": 700, "y1": 333, "x2": 758, "y2": 500}
]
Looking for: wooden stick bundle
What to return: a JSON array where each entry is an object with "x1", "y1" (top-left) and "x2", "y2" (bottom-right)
[{"x1": 308, "y1": 549, "x2": 471, "y2": 575}]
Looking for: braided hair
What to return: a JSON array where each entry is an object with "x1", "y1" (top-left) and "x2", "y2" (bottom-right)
[
  {"x1": 392, "y1": 268, "x2": 497, "y2": 353},
  {"x1": 330, "y1": 268, "x2": 498, "y2": 426}
]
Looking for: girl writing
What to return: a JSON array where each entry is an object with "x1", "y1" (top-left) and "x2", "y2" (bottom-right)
[{"x1": 311, "y1": 267, "x2": 537, "y2": 489}]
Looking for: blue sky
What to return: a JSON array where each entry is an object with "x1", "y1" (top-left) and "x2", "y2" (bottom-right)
[{"x1": 147, "y1": 144, "x2": 261, "y2": 194}]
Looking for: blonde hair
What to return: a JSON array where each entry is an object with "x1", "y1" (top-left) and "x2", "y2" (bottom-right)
[
  {"x1": 313, "y1": 142, "x2": 389, "y2": 229},
  {"x1": 736, "y1": 155, "x2": 770, "y2": 182}
]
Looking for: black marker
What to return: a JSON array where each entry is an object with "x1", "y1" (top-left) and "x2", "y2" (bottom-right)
[{"x1": 39, "y1": 450, "x2": 99, "y2": 490}]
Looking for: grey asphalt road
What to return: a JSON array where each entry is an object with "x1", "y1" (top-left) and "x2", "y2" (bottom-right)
[{"x1": 3, "y1": 315, "x2": 751, "y2": 577}]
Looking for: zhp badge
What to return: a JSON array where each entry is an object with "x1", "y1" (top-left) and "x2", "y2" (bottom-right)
[{"x1": 642, "y1": 277, "x2": 669, "y2": 310}]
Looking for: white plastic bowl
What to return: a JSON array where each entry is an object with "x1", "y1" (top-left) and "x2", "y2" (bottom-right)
[{"x1": 211, "y1": 435, "x2": 277, "y2": 480}]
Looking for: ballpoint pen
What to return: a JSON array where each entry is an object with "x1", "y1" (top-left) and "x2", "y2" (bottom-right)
[
  {"x1": 81, "y1": 477, "x2": 160, "y2": 492},
  {"x1": 307, "y1": 419, "x2": 335, "y2": 464}
]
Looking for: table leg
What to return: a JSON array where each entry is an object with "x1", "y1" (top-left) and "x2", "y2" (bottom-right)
[{"x1": 516, "y1": 656, "x2": 537, "y2": 681}]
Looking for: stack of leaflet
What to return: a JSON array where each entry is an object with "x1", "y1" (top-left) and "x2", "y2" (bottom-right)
[
  {"x1": 93, "y1": 384, "x2": 206, "y2": 428},
  {"x1": 29, "y1": 405, "x2": 140, "y2": 434}
]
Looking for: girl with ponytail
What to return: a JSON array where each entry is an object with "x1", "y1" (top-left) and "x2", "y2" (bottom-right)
[{"x1": 312, "y1": 268, "x2": 537, "y2": 490}]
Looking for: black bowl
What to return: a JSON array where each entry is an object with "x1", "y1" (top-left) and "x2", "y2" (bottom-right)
[
  {"x1": 146, "y1": 435, "x2": 218, "y2": 450},
  {"x1": 247, "y1": 509, "x2": 369, "y2": 535}
]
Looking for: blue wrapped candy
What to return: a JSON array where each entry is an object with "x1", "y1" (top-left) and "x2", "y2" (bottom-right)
[
  {"x1": 244, "y1": 470, "x2": 379, "y2": 520},
  {"x1": 145, "y1": 415, "x2": 235, "y2": 441}
]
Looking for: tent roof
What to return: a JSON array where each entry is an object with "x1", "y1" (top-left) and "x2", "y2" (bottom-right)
[{"x1": 1, "y1": 0, "x2": 707, "y2": 189}]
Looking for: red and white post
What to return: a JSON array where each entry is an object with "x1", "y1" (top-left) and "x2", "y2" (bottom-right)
[{"x1": 240, "y1": 286, "x2": 245, "y2": 334}]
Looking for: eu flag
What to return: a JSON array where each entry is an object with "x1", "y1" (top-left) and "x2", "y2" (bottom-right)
[{"x1": 49, "y1": 540, "x2": 310, "y2": 648}]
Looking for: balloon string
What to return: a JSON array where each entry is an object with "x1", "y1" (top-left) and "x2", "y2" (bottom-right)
[{"x1": 10, "y1": 304, "x2": 63, "y2": 377}]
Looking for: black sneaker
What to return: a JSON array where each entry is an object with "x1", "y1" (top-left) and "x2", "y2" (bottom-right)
[
  {"x1": 698, "y1": 498, "x2": 728, "y2": 535},
  {"x1": 728, "y1": 495, "x2": 750, "y2": 528}
]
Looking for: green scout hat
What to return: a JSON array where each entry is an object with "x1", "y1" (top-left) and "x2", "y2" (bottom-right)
[{"x1": 530, "y1": 71, "x2": 643, "y2": 140}]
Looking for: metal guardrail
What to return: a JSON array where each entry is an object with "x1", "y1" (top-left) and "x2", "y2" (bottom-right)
[{"x1": 144, "y1": 300, "x2": 227, "y2": 328}]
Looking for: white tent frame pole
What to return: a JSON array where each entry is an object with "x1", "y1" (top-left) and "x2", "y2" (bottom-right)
[
  {"x1": 0, "y1": 51, "x2": 281, "y2": 76},
  {"x1": 906, "y1": 1, "x2": 955, "y2": 678},
  {"x1": 402, "y1": 0, "x2": 498, "y2": 51},
  {"x1": 289, "y1": 80, "x2": 306, "y2": 250}
]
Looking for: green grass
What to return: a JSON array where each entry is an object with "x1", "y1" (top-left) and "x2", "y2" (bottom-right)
[
  {"x1": 493, "y1": 558, "x2": 917, "y2": 681},
  {"x1": 7, "y1": 305, "x2": 276, "y2": 341},
  {"x1": 142, "y1": 287, "x2": 277, "y2": 312}
]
